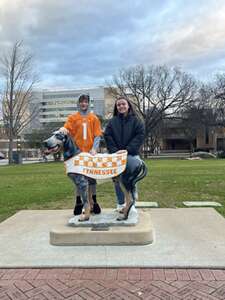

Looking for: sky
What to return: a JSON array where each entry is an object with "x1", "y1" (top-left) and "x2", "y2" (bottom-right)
[{"x1": 0, "y1": 0, "x2": 225, "y2": 89}]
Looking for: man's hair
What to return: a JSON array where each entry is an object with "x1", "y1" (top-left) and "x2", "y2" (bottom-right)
[{"x1": 78, "y1": 94, "x2": 90, "y2": 103}]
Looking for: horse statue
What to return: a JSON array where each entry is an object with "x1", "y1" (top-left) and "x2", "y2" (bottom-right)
[
  {"x1": 43, "y1": 131, "x2": 101, "y2": 220},
  {"x1": 43, "y1": 130, "x2": 147, "y2": 221}
]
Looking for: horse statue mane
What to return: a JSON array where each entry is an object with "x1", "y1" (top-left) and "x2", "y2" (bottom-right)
[{"x1": 62, "y1": 134, "x2": 80, "y2": 161}]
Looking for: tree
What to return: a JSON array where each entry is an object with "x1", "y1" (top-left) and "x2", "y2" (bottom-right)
[
  {"x1": 108, "y1": 65, "x2": 197, "y2": 154},
  {"x1": 179, "y1": 84, "x2": 217, "y2": 152},
  {"x1": 213, "y1": 74, "x2": 225, "y2": 126},
  {"x1": 24, "y1": 122, "x2": 64, "y2": 149},
  {"x1": 0, "y1": 41, "x2": 38, "y2": 164}
]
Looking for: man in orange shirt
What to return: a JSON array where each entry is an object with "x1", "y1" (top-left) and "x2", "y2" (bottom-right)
[{"x1": 60, "y1": 94, "x2": 102, "y2": 221}]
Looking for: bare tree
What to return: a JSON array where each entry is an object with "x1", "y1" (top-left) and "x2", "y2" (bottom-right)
[
  {"x1": 108, "y1": 65, "x2": 197, "y2": 154},
  {"x1": 212, "y1": 74, "x2": 225, "y2": 126},
  {"x1": 176, "y1": 84, "x2": 217, "y2": 152},
  {"x1": 0, "y1": 41, "x2": 39, "y2": 164}
]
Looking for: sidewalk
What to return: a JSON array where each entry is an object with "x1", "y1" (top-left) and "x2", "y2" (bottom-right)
[
  {"x1": 0, "y1": 268, "x2": 225, "y2": 299},
  {"x1": 1, "y1": 208, "x2": 225, "y2": 268}
]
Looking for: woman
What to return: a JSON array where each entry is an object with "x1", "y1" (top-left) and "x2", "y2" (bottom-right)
[{"x1": 104, "y1": 96, "x2": 145, "y2": 220}]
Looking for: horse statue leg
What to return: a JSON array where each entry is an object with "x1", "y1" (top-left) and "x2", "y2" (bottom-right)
[
  {"x1": 116, "y1": 182, "x2": 133, "y2": 221},
  {"x1": 117, "y1": 158, "x2": 148, "y2": 221},
  {"x1": 88, "y1": 179, "x2": 101, "y2": 214},
  {"x1": 73, "y1": 188, "x2": 83, "y2": 216},
  {"x1": 68, "y1": 173, "x2": 90, "y2": 221}
]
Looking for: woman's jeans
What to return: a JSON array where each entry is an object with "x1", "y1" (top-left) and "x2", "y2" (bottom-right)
[
  {"x1": 113, "y1": 178, "x2": 125, "y2": 205},
  {"x1": 113, "y1": 155, "x2": 141, "y2": 205}
]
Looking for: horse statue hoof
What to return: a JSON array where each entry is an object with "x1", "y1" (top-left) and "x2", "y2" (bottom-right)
[
  {"x1": 74, "y1": 203, "x2": 83, "y2": 216},
  {"x1": 92, "y1": 202, "x2": 101, "y2": 214}
]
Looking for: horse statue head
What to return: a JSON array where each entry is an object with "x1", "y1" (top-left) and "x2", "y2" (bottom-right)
[{"x1": 43, "y1": 130, "x2": 79, "y2": 161}]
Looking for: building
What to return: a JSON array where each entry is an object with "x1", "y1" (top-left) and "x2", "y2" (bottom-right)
[
  {"x1": 29, "y1": 87, "x2": 115, "y2": 131},
  {"x1": 160, "y1": 118, "x2": 225, "y2": 152}
]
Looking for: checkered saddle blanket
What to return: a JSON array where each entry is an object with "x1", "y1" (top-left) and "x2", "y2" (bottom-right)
[{"x1": 64, "y1": 151, "x2": 128, "y2": 179}]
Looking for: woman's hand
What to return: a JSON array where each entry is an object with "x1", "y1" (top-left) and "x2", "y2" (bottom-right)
[{"x1": 116, "y1": 150, "x2": 127, "y2": 154}]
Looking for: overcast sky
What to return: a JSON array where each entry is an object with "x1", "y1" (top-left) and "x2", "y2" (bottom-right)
[{"x1": 0, "y1": 0, "x2": 225, "y2": 89}]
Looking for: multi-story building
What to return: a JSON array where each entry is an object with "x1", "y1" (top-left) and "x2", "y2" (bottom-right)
[{"x1": 28, "y1": 87, "x2": 115, "y2": 131}]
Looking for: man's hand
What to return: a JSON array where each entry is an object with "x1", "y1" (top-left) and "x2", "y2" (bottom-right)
[
  {"x1": 89, "y1": 148, "x2": 97, "y2": 156},
  {"x1": 59, "y1": 127, "x2": 68, "y2": 134}
]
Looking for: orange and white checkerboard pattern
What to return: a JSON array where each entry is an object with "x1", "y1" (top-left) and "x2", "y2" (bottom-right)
[
  {"x1": 73, "y1": 153, "x2": 127, "y2": 168},
  {"x1": 64, "y1": 151, "x2": 128, "y2": 179}
]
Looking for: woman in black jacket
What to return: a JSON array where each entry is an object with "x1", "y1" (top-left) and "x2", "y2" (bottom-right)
[{"x1": 104, "y1": 96, "x2": 145, "y2": 219}]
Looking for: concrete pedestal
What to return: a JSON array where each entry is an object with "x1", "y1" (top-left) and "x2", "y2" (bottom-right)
[{"x1": 50, "y1": 209, "x2": 153, "y2": 246}]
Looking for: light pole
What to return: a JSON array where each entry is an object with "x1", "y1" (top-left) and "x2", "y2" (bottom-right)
[
  {"x1": 17, "y1": 135, "x2": 21, "y2": 152},
  {"x1": 16, "y1": 135, "x2": 22, "y2": 164}
]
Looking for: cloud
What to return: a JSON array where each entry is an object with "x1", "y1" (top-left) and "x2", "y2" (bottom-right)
[
  {"x1": 135, "y1": 0, "x2": 225, "y2": 78},
  {"x1": 0, "y1": 0, "x2": 225, "y2": 88}
]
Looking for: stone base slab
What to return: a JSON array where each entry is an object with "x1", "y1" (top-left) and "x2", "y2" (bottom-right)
[
  {"x1": 183, "y1": 201, "x2": 222, "y2": 207},
  {"x1": 68, "y1": 208, "x2": 138, "y2": 227},
  {"x1": 50, "y1": 210, "x2": 153, "y2": 246},
  {"x1": 136, "y1": 201, "x2": 159, "y2": 208}
]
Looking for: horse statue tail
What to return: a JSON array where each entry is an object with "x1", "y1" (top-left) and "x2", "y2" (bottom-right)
[
  {"x1": 120, "y1": 159, "x2": 148, "y2": 194},
  {"x1": 131, "y1": 160, "x2": 148, "y2": 186}
]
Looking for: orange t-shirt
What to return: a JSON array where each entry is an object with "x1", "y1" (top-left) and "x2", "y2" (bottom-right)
[{"x1": 64, "y1": 112, "x2": 102, "y2": 152}]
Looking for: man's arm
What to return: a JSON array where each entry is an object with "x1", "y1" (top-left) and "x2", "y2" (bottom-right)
[
  {"x1": 90, "y1": 116, "x2": 102, "y2": 155},
  {"x1": 90, "y1": 136, "x2": 101, "y2": 155}
]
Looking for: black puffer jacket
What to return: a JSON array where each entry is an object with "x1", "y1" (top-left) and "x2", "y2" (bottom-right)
[{"x1": 104, "y1": 113, "x2": 145, "y2": 155}]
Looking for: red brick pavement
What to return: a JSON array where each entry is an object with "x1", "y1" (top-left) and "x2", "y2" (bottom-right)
[{"x1": 0, "y1": 268, "x2": 225, "y2": 299}]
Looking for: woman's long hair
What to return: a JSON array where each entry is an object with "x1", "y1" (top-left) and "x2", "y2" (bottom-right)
[{"x1": 113, "y1": 96, "x2": 135, "y2": 116}]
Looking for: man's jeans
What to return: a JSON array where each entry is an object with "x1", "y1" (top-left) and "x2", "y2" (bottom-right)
[{"x1": 68, "y1": 173, "x2": 89, "y2": 209}]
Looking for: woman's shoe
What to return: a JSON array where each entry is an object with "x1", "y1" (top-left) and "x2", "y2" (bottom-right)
[
  {"x1": 116, "y1": 201, "x2": 134, "y2": 221},
  {"x1": 115, "y1": 204, "x2": 125, "y2": 213},
  {"x1": 118, "y1": 207, "x2": 125, "y2": 214}
]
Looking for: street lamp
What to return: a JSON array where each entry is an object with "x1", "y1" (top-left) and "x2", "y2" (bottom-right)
[
  {"x1": 16, "y1": 135, "x2": 22, "y2": 164},
  {"x1": 17, "y1": 135, "x2": 21, "y2": 152}
]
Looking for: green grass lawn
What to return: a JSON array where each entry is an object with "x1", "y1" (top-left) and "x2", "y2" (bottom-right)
[{"x1": 0, "y1": 159, "x2": 225, "y2": 222}]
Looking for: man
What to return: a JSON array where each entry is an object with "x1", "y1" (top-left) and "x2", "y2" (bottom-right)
[{"x1": 60, "y1": 94, "x2": 102, "y2": 221}]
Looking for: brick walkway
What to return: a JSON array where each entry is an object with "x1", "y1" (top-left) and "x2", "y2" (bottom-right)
[{"x1": 0, "y1": 268, "x2": 225, "y2": 299}]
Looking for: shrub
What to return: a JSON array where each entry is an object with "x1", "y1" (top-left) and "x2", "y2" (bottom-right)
[
  {"x1": 217, "y1": 150, "x2": 225, "y2": 159},
  {"x1": 191, "y1": 151, "x2": 216, "y2": 159}
]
